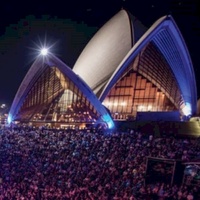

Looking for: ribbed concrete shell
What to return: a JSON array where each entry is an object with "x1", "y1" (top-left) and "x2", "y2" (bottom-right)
[
  {"x1": 8, "y1": 54, "x2": 114, "y2": 128},
  {"x1": 99, "y1": 15, "x2": 197, "y2": 116},
  {"x1": 73, "y1": 9, "x2": 146, "y2": 95}
]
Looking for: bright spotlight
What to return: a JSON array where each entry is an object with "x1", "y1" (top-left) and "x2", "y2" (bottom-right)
[
  {"x1": 40, "y1": 48, "x2": 48, "y2": 56},
  {"x1": 182, "y1": 102, "x2": 192, "y2": 116},
  {"x1": 7, "y1": 114, "x2": 12, "y2": 124}
]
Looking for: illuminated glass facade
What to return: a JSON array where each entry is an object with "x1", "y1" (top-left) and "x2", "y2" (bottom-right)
[
  {"x1": 16, "y1": 66, "x2": 99, "y2": 125},
  {"x1": 8, "y1": 55, "x2": 114, "y2": 129},
  {"x1": 102, "y1": 42, "x2": 180, "y2": 120},
  {"x1": 98, "y1": 13, "x2": 197, "y2": 120}
]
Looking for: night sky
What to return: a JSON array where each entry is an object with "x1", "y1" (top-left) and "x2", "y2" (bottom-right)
[{"x1": 0, "y1": 0, "x2": 199, "y2": 106}]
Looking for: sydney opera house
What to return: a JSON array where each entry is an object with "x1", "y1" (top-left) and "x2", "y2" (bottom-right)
[{"x1": 8, "y1": 9, "x2": 197, "y2": 130}]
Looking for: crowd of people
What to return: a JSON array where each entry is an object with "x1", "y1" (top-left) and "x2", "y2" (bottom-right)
[{"x1": 0, "y1": 125, "x2": 199, "y2": 199}]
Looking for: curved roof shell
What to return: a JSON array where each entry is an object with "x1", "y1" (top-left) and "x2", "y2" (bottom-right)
[
  {"x1": 73, "y1": 9, "x2": 146, "y2": 95},
  {"x1": 99, "y1": 15, "x2": 197, "y2": 116},
  {"x1": 8, "y1": 54, "x2": 114, "y2": 128}
]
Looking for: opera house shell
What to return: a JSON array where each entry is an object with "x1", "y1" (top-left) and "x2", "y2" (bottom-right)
[
  {"x1": 74, "y1": 9, "x2": 197, "y2": 121},
  {"x1": 8, "y1": 54, "x2": 114, "y2": 129},
  {"x1": 8, "y1": 9, "x2": 197, "y2": 128}
]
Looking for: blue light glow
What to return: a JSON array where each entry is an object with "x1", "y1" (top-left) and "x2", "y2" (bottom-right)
[
  {"x1": 182, "y1": 102, "x2": 192, "y2": 116},
  {"x1": 102, "y1": 114, "x2": 115, "y2": 129},
  {"x1": 107, "y1": 120, "x2": 115, "y2": 129},
  {"x1": 7, "y1": 114, "x2": 12, "y2": 124}
]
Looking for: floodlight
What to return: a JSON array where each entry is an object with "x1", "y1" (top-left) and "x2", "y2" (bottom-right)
[
  {"x1": 40, "y1": 48, "x2": 48, "y2": 56},
  {"x1": 182, "y1": 102, "x2": 192, "y2": 116}
]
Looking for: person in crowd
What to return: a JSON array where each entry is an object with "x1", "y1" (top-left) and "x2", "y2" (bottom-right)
[{"x1": 0, "y1": 125, "x2": 199, "y2": 199}]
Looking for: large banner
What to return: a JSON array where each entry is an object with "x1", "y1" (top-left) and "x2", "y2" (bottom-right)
[{"x1": 145, "y1": 157, "x2": 184, "y2": 186}]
